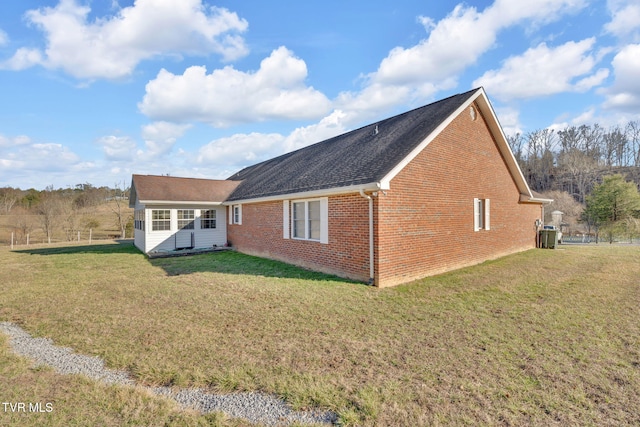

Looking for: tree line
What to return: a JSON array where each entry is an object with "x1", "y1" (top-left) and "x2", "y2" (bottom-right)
[
  {"x1": 507, "y1": 120, "x2": 640, "y2": 203},
  {"x1": 0, "y1": 183, "x2": 131, "y2": 244},
  {"x1": 507, "y1": 121, "x2": 640, "y2": 242}
]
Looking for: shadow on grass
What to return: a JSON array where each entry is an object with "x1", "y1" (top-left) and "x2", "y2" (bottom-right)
[
  {"x1": 150, "y1": 250, "x2": 356, "y2": 283},
  {"x1": 14, "y1": 240, "x2": 354, "y2": 283},
  {"x1": 13, "y1": 240, "x2": 139, "y2": 256}
]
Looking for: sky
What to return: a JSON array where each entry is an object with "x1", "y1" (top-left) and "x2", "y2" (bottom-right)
[{"x1": 1, "y1": 0, "x2": 639, "y2": 190}]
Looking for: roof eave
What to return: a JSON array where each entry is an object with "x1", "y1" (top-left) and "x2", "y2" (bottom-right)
[
  {"x1": 521, "y1": 194, "x2": 554, "y2": 204},
  {"x1": 225, "y1": 182, "x2": 383, "y2": 205},
  {"x1": 138, "y1": 200, "x2": 226, "y2": 206}
]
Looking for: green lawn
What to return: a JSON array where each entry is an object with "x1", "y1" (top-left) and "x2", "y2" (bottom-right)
[{"x1": 1, "y1": 242, "x2": 639, "y2": 426}]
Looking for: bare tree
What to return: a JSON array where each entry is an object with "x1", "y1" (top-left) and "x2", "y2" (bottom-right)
[
  {"x1": 11, "y1": 206, "x2": 35, "y2": 244},
  {"x1": 601, "y1": 126, "x2": 627, "y2": 169},
  {"x1": 540, "y1": 190, "x2": 584, "y2": 234},
  {"x1": 0, "y1": 187, "x2": 19, "y2": 214},
  {"x1": 111, "y1": 181, "x2": 131, "y2": 239},
  {"x1": 62, "y1": 199, "x2": 81, "y2": 241},
  {"x1": 578, "y1": 123, "x2": 603, "y2": 163},
  {"x1": 36, "y1": 186, "x2": 64, "y2": 244},
  {"x1": 524, "y1": 128, "x2": 556, "y2": 192},
  {"x1": 506, "y1": 132, "x2": 525, "y2": 169},
  {"x1": 557, "y1": 149, "x2": 599, "y2": 203},
  {"x1": 626, "y1": 121, "x2": 640, "y2": 167}
]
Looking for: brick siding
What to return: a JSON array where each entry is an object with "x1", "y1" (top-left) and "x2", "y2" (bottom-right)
[
  {"x1": 229, "y1": 101, "x2": 542, "y2": 287},
  {"x1": 228, "y1": 194, "x2": 371, "y2": 282},
  {"x1": 375, "y1": 102, "x2": 541, "y2": 287}
]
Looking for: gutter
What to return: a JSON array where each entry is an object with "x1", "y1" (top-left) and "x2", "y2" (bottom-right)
[
  {"x1": 225, "y1": 182, "x2": 382, "y2": 206},
  {"x1": 359, "y1": 189, "x2": 376, "y2": 285},
  {"x1": 139, "y1": 200, "x2": 226, "y2": 206},
  {"x1": 520, "y1": 194, "x2": 554, "y2": 204}
]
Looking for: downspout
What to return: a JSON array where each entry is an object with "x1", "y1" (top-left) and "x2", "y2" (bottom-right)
[{"x1": 359, "y1": 189, "x2": 375, "y2": 285}]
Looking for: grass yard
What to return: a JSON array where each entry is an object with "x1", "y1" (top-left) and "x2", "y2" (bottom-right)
[{"x1": 0, "y1": 242, "x2": 639, "y2": 426}]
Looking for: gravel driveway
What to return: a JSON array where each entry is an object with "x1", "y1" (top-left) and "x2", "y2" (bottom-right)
[{"x1": 0, "y1": 322, "x2": 337, "y2": 426}]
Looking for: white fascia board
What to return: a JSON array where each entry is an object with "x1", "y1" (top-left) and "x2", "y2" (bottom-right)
[
  {"x1": 225, "y1": 182, "x2": 382, "y2": 205},
  {"x1": 379, "y1": 89, "x2": 482, "y2": 189},
  {"x1": 520, "y1": 194, "x2": 554, "y2": 204},
  {"x1": 139, "y1": 200, "x2": 225, "y2": 206}
]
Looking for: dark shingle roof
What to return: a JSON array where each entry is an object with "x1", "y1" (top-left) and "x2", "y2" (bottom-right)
[{"x1": 226, "y1": 88, "x2": 478, "y2": 201}]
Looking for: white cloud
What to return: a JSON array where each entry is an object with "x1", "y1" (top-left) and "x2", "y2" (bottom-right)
[
  {"x1": 372, "y1": 0, "x2": 587, "y2": 87},
  {"x1": 605, "y1": 0, "x2": 640, "y2": 42},
  {"x1": 571, "y1": 108, "x2": 597, "y2": 125},
  {"x1": 0, "y1": 141, "x2": 79, "y2": 175},
  {"x1": 473, "y1": 39, "x2": 609, "y2": 100},
  {"x1": 335, "y1": 0, "x2": 588, "y2": 124},
  {"x1": 374, "y1": 5, "x2": 494, "y2": 86},
  {"x1": 196, "y1": 109, "x2": 351, "y2": 173},
  {"x1": 1, "y1": 48, "x2": 44, "y2": 71},
  {"x1": 197, "y1": 132, "x2": 285, "y2": 169},
  {"x1": 0, "y1": 0, "x2": 248, "y2": 79},
  {"x1": 283, "y1": 110, "x2": 349, "y2": 152},
  {"x1": 141, "y1": 121, "x2": 191, "y2": 157},
  {"x1": 495, "y1": 107, "x2": 524, "y2": 136},
  {"x1": 0, "y1": 134, "x2": 32, "y2": 148},
  {"x1": 97, "y1": 135, "x2": 138, "y2": 161},
  {"x1": 139, "y1": 47, "x2": 332, "y2": 126},
  {"x1": 602, "y1": 43, "x2": 640, "y2": 110},
  {"x1": 0, "y1": 29, "x2": 8, "y2": 46}
]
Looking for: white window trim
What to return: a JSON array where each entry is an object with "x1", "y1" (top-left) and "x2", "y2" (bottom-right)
[
  {"x1": 484, "y1": 198, "x2": 490, "y2": 230},
  {"x1": 283, "y1": 200, "x2": 290, "y2": 239},
  {"x1": 287, "y1": 198, "x2": 328, "y2": 244},
  {"x1": 474, "y1": 198, "x2": 490, "y2": 231},
  {"x1": 229, "y1": 204, "x2": 242, "y2": 225},
  {"x1": 151, "y1": 209, "x2": 171, "y2": 232}
]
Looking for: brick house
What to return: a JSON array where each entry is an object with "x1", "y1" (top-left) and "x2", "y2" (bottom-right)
[{"x1": 130, "y1": 88, "x2": 548, "y2": 287}]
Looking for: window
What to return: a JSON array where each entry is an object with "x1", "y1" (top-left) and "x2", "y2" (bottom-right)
[
  {"x1": 177, "y1": 209, "x2": 195, "y2": 229},
  {"x1": 134, "y1": 210, "x2": 145, "y2": 231},
  {"x1": 308, "y1": 200, "x2": 321, "y2": 240},
  {"x1": 293, "y1": 202, "x2": 306, "y2": 239},
  {"x1": 201, "y1": 209, "x2": 217, "y2": 229},
  {"x1": 151, "y1": 209, "x2": 171, "y2": 231},
  {"x1": 474, "y1": 198, "x2": 490, "y2": 231},
  {"x1": 231, "y1": 205, "x2": 242, "y2": 225},
  {"x1": 292, "y1": 199, "x2": 324, "y2": 241}
]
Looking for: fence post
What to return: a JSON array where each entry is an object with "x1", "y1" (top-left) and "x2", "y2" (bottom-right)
[
  {"x1": 27, "y1": 233, "x2": 29, "y2": 246},
  {"x1": 89, "y1": 229, "x2": 92, "y2": 244},
  {"x1": 11, "y1": 232, "x2": 14, "y2": 250}
]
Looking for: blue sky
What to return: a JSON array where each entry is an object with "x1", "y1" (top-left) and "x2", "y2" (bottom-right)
[{"x1": 1, "y1": 0, "x2": 639, "y2": 190}]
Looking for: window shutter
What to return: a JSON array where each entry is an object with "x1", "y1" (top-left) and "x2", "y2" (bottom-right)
[
  {"x1": 484, "y1": 198, "x2": 490, "y2": 230},
  {"x1": 283, "y1": 200, "x2": 290, "y2": 239},
  {"x1": 473, "y1": 198, "x2": 480, "y2": 231},
  {"x1": 228, "y1": 206, "x2": 233, "y2": 225},
  {"x1": 320, "y1": 197, "x2": 329, "y2": 244}
]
